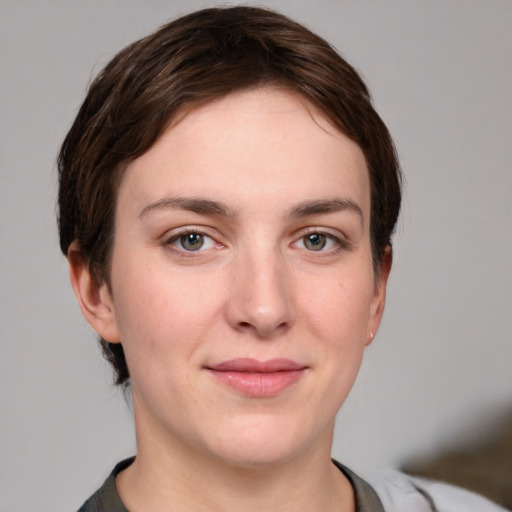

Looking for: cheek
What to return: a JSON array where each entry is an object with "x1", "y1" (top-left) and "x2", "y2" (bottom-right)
[
  {"x1": 110, "y1": 257, "x2": 225, "y2": 362},
  {"x1": 302, "y1": 271, "x2": 374, "y2": 342},
  {"x1": 316, "y1": 275, "x2": 375, "y2": 385}
]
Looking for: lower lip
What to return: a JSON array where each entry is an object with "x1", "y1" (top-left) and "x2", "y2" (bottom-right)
[{"x1": 208, "y1": 369, "x2": 305, "y2": 397}]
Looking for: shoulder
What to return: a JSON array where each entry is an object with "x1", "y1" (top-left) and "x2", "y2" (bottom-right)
[
  {"x1": 76, "y1": 458, "x2": 133, "y2": 512},
  {"x1": 365, "y1": 469, "x2": 509, "y2": 512}
]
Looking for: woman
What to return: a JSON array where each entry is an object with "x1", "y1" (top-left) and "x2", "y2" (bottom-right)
[{"x1": 58, "y1": 6, "x2": 506, "y2": 511}]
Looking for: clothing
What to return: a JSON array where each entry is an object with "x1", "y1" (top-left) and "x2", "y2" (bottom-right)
[
  {"x1": 77, "y1": 457, "x2": 508, "y2": 512},
  {"x1": 77, "y1": 458, "x2": 133, "y2": 512},
  {"x1": 365, "y1": 469, "x2": 509, "y2": 512},
  {"x1": 77, "y1": 457, "x2": 383, "y2": 512}
]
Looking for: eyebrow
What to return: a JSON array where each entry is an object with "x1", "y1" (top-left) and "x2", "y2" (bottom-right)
[
  {"x1": 139, "y1": 196, "x2": 363, "y2": 223},
  {"x1": 139, "y1": 197, "x2": 235, "y2": 219},
  {"x1": 288, "y1": 198, "x2": 363, "y2": 223}
]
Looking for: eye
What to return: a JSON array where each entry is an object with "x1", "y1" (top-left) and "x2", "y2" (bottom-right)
[
  {"x1": 168, "y1": 231, "x2": 216, "y2": 252},
  {"x1": 294, "y1": 232, "x2": 342, "y2": 252}
]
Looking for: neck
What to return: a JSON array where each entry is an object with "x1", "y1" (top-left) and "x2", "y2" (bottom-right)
[{"x1": 117, "y1": 410, "x2": 355, "y2": 512}]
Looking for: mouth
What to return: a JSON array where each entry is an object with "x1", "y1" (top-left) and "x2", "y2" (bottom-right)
[{"x1": 205, "y1": 358, "x2": 308, "y2": 397}]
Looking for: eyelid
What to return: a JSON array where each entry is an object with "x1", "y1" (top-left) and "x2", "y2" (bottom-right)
[
  {"x1": 292, "y1": 227, "x2": 351, "y2": 252},
  {"x1": 163, "y1": 226, "x2": 224, "y2": 255}
]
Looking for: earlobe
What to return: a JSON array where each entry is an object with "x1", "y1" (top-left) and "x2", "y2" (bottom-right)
[
  {"x1": 366, "y1": 246, "x2": 392, "y2": 346},
  {"x1": 67, "y1": 241, "x2": 121, "y2": 343}
]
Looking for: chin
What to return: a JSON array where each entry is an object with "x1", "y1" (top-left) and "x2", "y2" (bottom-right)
[
  {"x1": 215, "y1": 443, "x2": 298, "y2": 470},
  {"x1": 203, "y1": 414, "x2": 321, "y2": 469}
]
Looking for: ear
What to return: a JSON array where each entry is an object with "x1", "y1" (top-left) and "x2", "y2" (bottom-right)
[
  {"x1": 366, "y1": 246, "x2": 392, "y2": 346},
  {"x1": 67, "y1": 241, "x2": 121, "y2": 343}
]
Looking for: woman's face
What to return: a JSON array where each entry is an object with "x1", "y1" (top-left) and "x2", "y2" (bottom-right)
[{"x1": 96, "y1": 88, "x2": 389, "y2": 467}]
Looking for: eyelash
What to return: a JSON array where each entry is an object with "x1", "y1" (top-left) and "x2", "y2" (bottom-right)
[
  {"x1": 164, "y1": 229, "x2": 219, "y2": 256},
  {"x1": 293, "y1": 229, "x2": 349, "y2": 254},
  {"x1": 163, "y1": 227, "x2": 349, "y2": 257}
]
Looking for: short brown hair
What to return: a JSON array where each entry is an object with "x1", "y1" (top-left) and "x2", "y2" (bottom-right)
[{"x1": 58, "y1": 6, "x2": 402, "y2": 385}]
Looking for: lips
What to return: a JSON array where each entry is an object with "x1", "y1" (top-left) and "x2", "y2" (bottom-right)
[{"x1": 205, "y1": 358, "x2": 307, "y2": 397}]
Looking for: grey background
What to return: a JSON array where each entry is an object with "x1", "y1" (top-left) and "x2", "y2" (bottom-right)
[{"x1": 0, "y1": 1, "x2": 511, "y2": 510}]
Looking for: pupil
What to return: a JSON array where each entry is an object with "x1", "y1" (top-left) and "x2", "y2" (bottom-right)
[
  {"x1": 182, "y1": 233, "x2": 203, "y2": 251},
  {"x1": 305, "y1": 233, "x2": 326, "y2": 251}
]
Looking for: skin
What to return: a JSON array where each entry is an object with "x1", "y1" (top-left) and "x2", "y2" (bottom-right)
[{"x1": 69, "y1": 87, "x2": 391, "y2": 511}]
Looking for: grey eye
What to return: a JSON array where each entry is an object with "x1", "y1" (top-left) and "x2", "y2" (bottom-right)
[
  {"x1": 179, "y1": 233, "x2": 205, "y2": 251},
  {"x1": 303, "y1": 233, "x2": 327, "y2": 251},
  {"x1": 169, "y1": 232, "x2": 216, "y2": 252}
]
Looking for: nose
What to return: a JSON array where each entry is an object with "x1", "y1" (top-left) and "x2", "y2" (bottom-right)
[{"x1": 225, "y1": 249, "x2": 295, "y2": 338}]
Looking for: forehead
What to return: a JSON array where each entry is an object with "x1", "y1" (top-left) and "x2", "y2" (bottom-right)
[{"x1": 118, "y1": 87, "x2": 370, "y2": 221}]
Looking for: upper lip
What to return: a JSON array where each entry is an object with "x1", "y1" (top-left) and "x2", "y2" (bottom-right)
[{"x1": 206, "y1": 358, "x2": 307, "y2": 373}]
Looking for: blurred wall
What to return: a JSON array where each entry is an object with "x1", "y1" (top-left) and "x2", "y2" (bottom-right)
[{"x1": 0, "y1": 1, "x2": 510, "y2": 510}]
